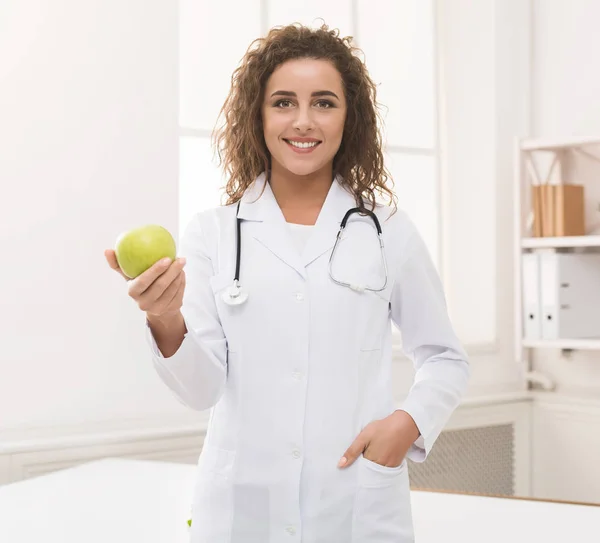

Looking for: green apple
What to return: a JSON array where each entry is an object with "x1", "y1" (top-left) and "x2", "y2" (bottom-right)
[{"x1": 114, "y1": 224, "x2": 177, "y2": 279}]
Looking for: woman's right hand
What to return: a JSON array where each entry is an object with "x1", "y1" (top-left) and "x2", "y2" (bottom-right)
[{"x1": 104, "y1": 249, "x2": 187, "y2": 319}]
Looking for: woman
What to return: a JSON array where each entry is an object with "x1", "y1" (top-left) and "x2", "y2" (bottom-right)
[{"x1": 106, "y1": 23, "x2": 469, "y2": 543}]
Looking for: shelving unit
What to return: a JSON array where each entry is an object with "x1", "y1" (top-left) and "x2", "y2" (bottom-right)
[
  {"x1": 514, "y1": 136, "x2": 600, "y2": 390},
  {"x1": 522, "y1": 338, "x2": 600, "y2": 350},
  {"x1": 519, "y1": 135, "x2": 600, "y2": 152},
  {"x1": 521, "y1": 235, "x2": 600, "y2": 249}
]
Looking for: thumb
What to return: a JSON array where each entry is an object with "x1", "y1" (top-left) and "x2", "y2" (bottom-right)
[
  {"x1": 104, "y1": 249, "x2": 129, "y2": 280},
  {"x1": 338, "y1": 431, "x2": 369, "y2": 469}
]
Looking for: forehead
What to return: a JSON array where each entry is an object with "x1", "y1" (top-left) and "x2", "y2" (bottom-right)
[{"x1": 265, "y1": 58, "x2": 344, "y2": 93}]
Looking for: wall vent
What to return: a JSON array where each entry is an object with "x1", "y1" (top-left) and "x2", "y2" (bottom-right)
[{"x1": 408, "y1": 423, "x2": 515, "y2": 496}]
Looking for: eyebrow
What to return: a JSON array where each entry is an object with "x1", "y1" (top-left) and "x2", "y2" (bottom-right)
[{"x1": 270, "y1": 90, "x2": 340, "y2": 100}]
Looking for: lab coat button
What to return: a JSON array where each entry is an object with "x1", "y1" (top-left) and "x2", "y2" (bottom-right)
[
  {"x1": 295, "y1": 293, "x2": 304, "y2": 301},
  {"x1": 292, "y1": 448, "x2": 301, "y2": 459},
  {"x1": 286, "y1": 525, "x2": 296, "y2": 535}
]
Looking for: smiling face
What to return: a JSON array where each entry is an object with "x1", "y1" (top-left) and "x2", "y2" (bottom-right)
[{"x1": 261, "y1": 58, "x2": 347, "y2": 179}]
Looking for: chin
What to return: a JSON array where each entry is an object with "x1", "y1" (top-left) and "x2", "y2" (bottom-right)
[{"x1": 281, "y1": 160, "x2": 329, "y2": 178}]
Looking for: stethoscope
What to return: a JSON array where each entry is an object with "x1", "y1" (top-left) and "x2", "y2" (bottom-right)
[{"x1": 222, "y1": 200, "x2": 389, "y2": 306}]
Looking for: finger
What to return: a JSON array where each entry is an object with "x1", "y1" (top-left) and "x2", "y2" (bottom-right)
[
  {"x1": 165, "y1": 270, "x2": 186, "y2": 309},
  {"x1": 128, "y1": 257, "x2": 181, "y2": 299},
  {"x1": 134, "y1": 258, "x2": 186, "y2": 308},
  {"x1": 163, "y1": 271, "x2": 186, "y2": 312},
  {"x1": 135, "y1": 261, "x2": 183, "y2": 309},
  {"x1": 146, "y1": 269, "x2": 185, "y2": 316},
  {"x1": 150, "y1": 259, "x2": 186, "y2": 306},
  {"x1": 104, "y1": 249, "x2": 129, "y2": 280},
  {"x1": 338, "y1": 432, "x2": 369, "y2": 469}
]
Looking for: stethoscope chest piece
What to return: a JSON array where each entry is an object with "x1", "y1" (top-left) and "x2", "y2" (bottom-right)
[{"x1": 222, "y1": 280, "x2": 248, "y2": 306}]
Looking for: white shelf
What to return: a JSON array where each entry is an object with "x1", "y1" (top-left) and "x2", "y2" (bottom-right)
[
  {"x1": 521, "y1": 235, "x2": 600, "y2": 249},
  {"x1": 523, "y1": 338, "x2": 600, "y2": 350},
  {"x1": 516, "y1": 135, "x2": 600, "y2": 355},
  {"x1": 520, "y1": 135, "x2": 600, "y2": 151}
]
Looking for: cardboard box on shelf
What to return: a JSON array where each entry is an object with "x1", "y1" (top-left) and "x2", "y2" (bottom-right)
[{"x1": 531, "y1": 184, "x2": 585, "y2": 237}]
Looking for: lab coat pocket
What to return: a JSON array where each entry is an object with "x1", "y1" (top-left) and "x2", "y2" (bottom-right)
[
  {"x1": 191, "y1": 444, "x2": 236, "y2": 541},
  {"x1": 198, "y1": 443, "x2": 236, "y2": 478},
  {"x1": 359, "y1": 455, "x2": 406, "y2": 483},
  {"x1": 352, "y1": 456, "x2": 414, "y2": 542}
]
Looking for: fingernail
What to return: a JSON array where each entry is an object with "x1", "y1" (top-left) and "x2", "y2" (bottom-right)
[
  {"x1": 161, "y1": 257, "x2": 171, "y2": 265},
  {"x1": 338, "y1": 457, "x2": 347, "y2": 468},
  {"x1": 179, "y1": 257, "x2": 186, "y2": 265}
]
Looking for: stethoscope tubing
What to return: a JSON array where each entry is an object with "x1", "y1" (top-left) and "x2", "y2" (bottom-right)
[{"x1": 224, "y1": 201, "x2": 388, "y2": 305}]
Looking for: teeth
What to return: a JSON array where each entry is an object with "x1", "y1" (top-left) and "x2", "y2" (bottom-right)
[{"x1": 287, "y1": 140, "x2": 319, "y2": 149}]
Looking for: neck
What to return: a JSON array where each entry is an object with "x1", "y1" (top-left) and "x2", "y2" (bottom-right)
[{"x1": 268, "y1": 163, "x2": 333, "y2": 210}]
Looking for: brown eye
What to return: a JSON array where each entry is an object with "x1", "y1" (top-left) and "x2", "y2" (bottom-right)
[
  {"x1": 274, "y1": 99, "x2": 293, "y2": 108},
  {"x1": 316, "y1": 100, "x2": 334, "y2": 109}
]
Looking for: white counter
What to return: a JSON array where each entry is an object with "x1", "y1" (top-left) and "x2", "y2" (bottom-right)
[{"x1": 0, "y1": 458, "x2": 596, "y2": 542}]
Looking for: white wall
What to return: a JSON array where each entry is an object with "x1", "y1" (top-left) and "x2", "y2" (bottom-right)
[
  {"x1": 530, "y1": 0, "x2": 600, "y2": 397},
  {"x1": 0, "y1": 0, "x2": 442, "y2": 436},
  {"x1": 532, "y1": 0, "x2": 600, "y2": 137},
  {"x1": 436, "y1": 0, "x2": 600, "y2": 401},
  {"x1": 437, "y1": 0, "x2": 600, "y2": 503},
  {"x1": 512, "y1": 0, "x2": 600, "y2": 503},
  {"x1": 0, "y1": 1, "x2": 197, "y2": 431},
  {"x1": 432, "y1": 0, "x2": 530, "y2": 398},
  {"x1": 0, "y1": 0, "x2": 528, "y2": 433},
  {"x1": 3, "y1": 0, "x2": 599, "y2": 505}
]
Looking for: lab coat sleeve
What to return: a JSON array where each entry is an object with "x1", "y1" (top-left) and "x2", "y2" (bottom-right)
[
  {"x1": 145, "y1": 212, "x2": 227, "y2": 412},
  {"x1": 390, "y1": 223, "x2": 470, "y2": 463}
]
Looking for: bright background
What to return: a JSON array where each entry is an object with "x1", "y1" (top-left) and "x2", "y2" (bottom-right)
[{"x1": 2, "y1": 0, "x2": 600, "y2": 505}]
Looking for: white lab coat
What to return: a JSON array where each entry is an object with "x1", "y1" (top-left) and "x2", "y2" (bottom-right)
[{"x1": 146, "y1": 173, "x2": 470, "y2": 542}]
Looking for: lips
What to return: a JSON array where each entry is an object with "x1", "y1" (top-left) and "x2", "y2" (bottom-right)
[{"x1": 283, "y1": 138, "x2": 322, "y2": 153}]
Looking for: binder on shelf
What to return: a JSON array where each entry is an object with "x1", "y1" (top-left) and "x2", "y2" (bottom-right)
[
  {"x1": 539, "y1": 252, "x2": 600, "y2": 340},
  {"x1": 522, "y1": 253, "x2": 542, "y2": 340}
]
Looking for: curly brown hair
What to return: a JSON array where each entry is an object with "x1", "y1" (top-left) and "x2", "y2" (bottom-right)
[{"x1": 212, "y1": 22, "x2": 397, "y2": 214}]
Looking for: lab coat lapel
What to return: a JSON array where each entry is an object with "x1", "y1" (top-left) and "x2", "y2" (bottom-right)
[
  {"x1": 237, "y1": 173, "x2": 357, "y2": 279},
  {"x1": 237, "y1": 173, "x2": 307, "y2": 279},
  {"x1": 301, "y1": 174, "x2": 357, "y2": 267}
]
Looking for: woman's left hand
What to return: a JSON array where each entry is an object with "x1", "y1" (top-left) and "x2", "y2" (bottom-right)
[{"x1": 338, "y1": 410, "x2": 421, "y2": 469}]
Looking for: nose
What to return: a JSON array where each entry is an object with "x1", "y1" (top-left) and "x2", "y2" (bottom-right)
[{"x1": 292, "y1": 104, "x2": 314, "y2": 133}]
